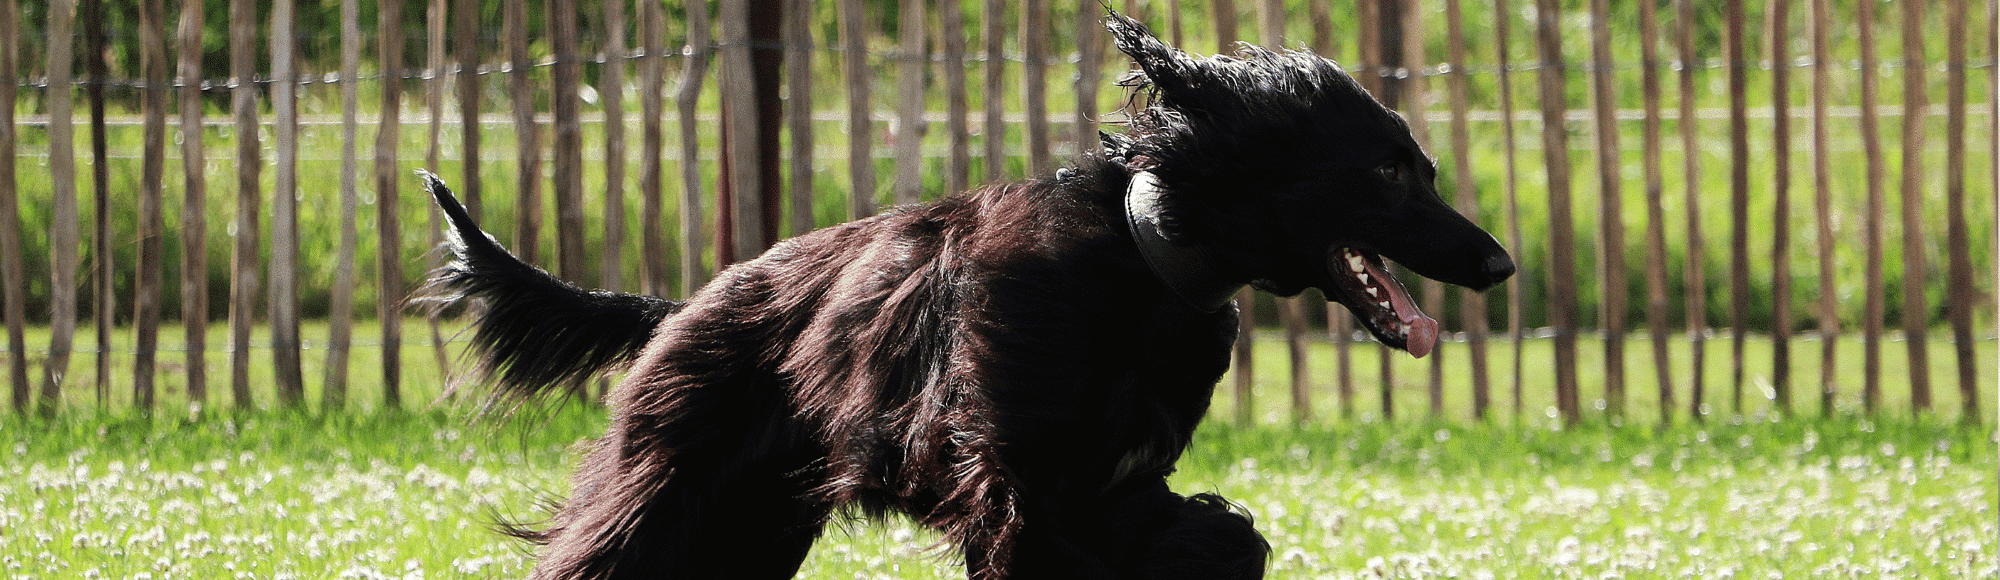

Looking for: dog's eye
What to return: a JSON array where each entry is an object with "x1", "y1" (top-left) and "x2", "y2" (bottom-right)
[{"x1": 1376, "y1": 163, "x2": 1405, "y2": 184}]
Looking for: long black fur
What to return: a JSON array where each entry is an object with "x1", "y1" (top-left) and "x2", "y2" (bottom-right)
[
  {"x1": 427, "y1": 13, "x2": 1510, "y2": 580},
  {"x1": 419, "y1": 169, "x2": 682, "y2": 400}
]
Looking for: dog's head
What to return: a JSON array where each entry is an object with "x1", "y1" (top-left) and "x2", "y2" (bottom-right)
[{"x1": 1106, "y1": 12, "x2": 1513, "y2": 358}]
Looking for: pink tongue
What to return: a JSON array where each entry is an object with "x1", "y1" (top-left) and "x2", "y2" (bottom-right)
[{"x1": 1367, "y1": 259, "x2": 1439, "y2": 359}]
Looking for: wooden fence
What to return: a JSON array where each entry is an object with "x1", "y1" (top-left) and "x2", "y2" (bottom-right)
[{"x1": 2, "y1": 0, "x2": 1993, "y2": 425}]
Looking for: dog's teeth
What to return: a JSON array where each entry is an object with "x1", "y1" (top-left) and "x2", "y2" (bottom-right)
[
  {"x1": 1366, "y1": 287, "x2": 1379, "y2": 298},
  {"x1": 1357, "y1": 272, "x2": 1371, "y2": 285},
  {"x1": 1376, "y1": 300, "x2": 1391, "y2": 309},
  {"x1": 1347, "y1": 253, "x2": 1367, "y2": 273}
]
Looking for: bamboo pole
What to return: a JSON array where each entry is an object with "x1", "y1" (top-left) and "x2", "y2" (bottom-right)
[
  {"x1": 1534, "y1": 0, "x2": 1579, "y2": 427},
  {"x1": 134, "y1": 0, "x2": 168, "y2": 411},
  {"x1": 1589, "y1": 0, "x2": 1626, "y2": 418},
  {"x1": 227, "y1": 0, "x2": 260, "y2": 410},
  {"x1": 895, "y1": 0, "x2": 928, "y2": 205},
  {"x1": 0, "y1": 0, "x2": 24, "y2": 412},
  {"x1": 839, "y1": 0, "x2": 873, "y2": 219},
  {"x1": 327, "y1": 0, "x2": 362, "y2": 410},
  {"x1": 176, "y1": 0, "x2": 207, "y2": 410},
  {"x1": 378, "y1": 0, "x2": 406, "y2": 407},
  {"x1": 271, "y1": 0, "x2": 304, "y2": 407}
]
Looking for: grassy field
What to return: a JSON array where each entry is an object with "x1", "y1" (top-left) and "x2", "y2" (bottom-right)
[{"x1": 1, "y1": 408, "x2": 1991, "y2": 579}]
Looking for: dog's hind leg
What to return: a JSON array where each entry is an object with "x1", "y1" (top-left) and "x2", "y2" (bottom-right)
[{"x1": 524, "y1": 430, "x2": 830, "y2": 580}]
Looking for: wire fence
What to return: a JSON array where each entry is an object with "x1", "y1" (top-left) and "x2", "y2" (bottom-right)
[{"x1": 2, "y1": 0, "x2": 1992, "y2": 425}]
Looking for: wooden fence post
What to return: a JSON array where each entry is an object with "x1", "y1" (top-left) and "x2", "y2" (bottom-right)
[
  {"x1": 605, "y1": 0, "x2": 630, "y2": 294},
  {"x1": 1445, "y1": 0, "x2": 1492, "y2": 421},
  {"x1": 1769, "y1": 0, "x2": 1794, "y2": 416},
  {"x1": 1676, "y1": 0, "x2": 1710, "y2": 421},
  {"x1": 1589, "y1": 0, "x2": 1626, "y2": 419},
  {"x1": 785, "y1": 0, "x2": 816, "y2": 236},
  {"x1": 553, "y1": 0, "x2": 589, "y2": 284},
  {"x1": 0, "y1": 0, "x2": 22, "y2": 413},
  {"x1": 176, "y1": 0, "x2": 207, "y2": 410},
  {"x1": 1898, "y1": 0, "x2": 1931, "y2": 415},
  {"x1": 894, "y1": 0, "x2": 928, "y2": 206},
  {"x1": 1075, "y1": 0, "x2": 1102, "y2": 157},
  {"x1": 378, "y1": 0, "x2": 406, "y2": 408},
  {"x1": 271, "y1": 0, "x2": 304, "y2": 408},
  {"x1": 84, "y1": 0, "x2": 112, "y2": 409},
  {"x1": 1403, "y1": 0, "x2": 1445, "y2": 419},
  {"x1": 507, "y1": 0, "x2": 544, "y2": 266},
  {"x1": 1943, "y1": 0, "x2": 1978, "y2": 424},
  {"x1": 1493, "y1": 0, "x2": 1526, "y2": 421},
  {"x1": 679, "y1": 0, "x2": 712, "y2": 291},
  {"x1": 552, "y1": 0, "x2": 584, "y2": 286},
  {"x1": 1810, "y1": 0, "x2": 1838, "y2": 418},
  {"x1": 1859, "y1": 0, "x2": 1884, "y2": 414},
  {"x1": 228, "y1": 0, "x2": 260, "y2": 411},
  {"x1": 43, "y1": 0, "x2": 77, "y2": 416},
  {"x1": 982, "y1": 0, "x2": 1005, "y2": 183},
  {"x1": 327, "y1": 0, "x2": 362, "y2": 410},
  {"x1": 454, "y1": 0, "x2": 483, "y2": 215},
  {"x1": 426, "y1": 0, "x2": 451, "y2": 387},
  {"x1": 1726, "y1": 0, "x2": 1750, "y2": 415},
  {"x1": 840, "y1": 0, "x2": 873, "y2": 220},
  {"x1": 1023, "y1": 0, "x2": 1051, "y2": 176},
  {"x1": 1534, "y1": 0, "x2": 1579, "y2": 427},
  {"x1": 718, "y1": 0, "x2": 766, "y2": 263},
  {"x1": 1640, "y1": 0, "x2": 1674, "y2": 426},
  {"x1": 941, "y1": 0, "x2": 970, "y2": 195},
  {"x1": 132, "y1": 0, "x2": 167, "y2": 411},
  {"x1": 639, "y1": 0, "x2": 668, "y2": 295}
]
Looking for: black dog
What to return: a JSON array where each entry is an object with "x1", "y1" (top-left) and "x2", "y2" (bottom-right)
[{"x1": 424, "y1": 13, "x2": 1510, "y2": 580}]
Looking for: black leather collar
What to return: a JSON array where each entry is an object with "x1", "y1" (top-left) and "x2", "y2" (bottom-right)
[{"x1": 1123, "y1": 171, "x2": 1243, "y2": 312}]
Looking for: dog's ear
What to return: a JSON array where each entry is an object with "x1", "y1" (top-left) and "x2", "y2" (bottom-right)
[{"x1": 1105, "y1": 11, "x2": 1192, "y2": 94}]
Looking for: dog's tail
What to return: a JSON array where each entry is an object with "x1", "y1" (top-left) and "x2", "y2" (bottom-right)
[{"x1": 417, "y1": 170, "x2": 682, "y2": 402}]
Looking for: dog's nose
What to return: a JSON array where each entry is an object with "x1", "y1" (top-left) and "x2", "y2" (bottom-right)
[{"x1": 1480, "y1": 252, "x2": 1515, "y2": 289}]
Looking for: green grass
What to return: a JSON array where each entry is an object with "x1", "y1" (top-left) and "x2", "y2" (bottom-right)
[{"x1": 1, "y1": 409, "x2": 1991, "y2": 578}]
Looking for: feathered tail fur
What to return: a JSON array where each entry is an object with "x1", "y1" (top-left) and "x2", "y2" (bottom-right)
[{"x1": 417, "y1": 170, "x2": 683, "y2": 402}]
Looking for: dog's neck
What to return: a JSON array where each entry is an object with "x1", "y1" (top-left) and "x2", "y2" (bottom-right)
[{"x1": 1123, "y1": 172, "x2": 1243, "y2": 312}]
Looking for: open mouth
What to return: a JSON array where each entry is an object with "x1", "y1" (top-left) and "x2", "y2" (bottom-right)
[{"x1": 1325, "y1": 247, "x2": 1439, "y2": 358}]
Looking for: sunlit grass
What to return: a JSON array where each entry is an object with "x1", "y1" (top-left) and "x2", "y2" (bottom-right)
[{"x1": 1, "y1": 410, "x2": 1990, "y2": 579}]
